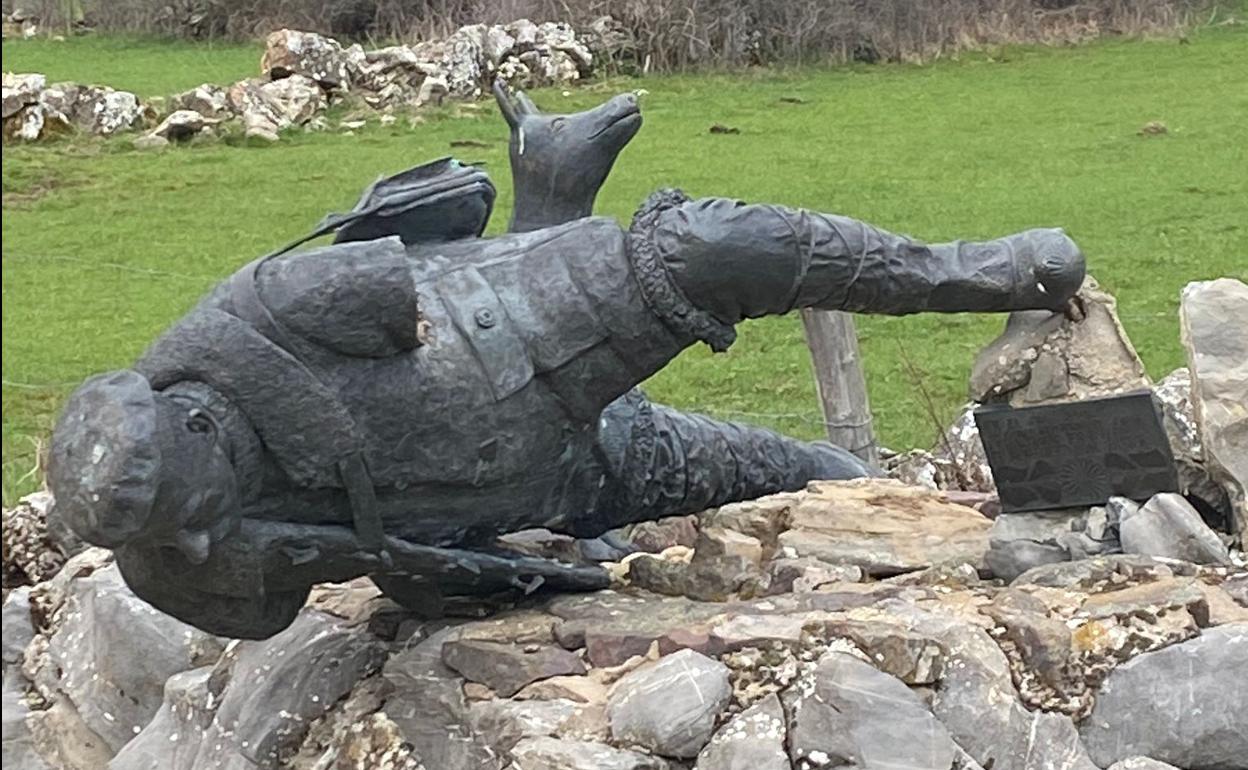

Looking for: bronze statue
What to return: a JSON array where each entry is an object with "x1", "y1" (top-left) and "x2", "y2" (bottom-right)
[{"x1": 48, "y1": 83, "x2": 1085, "y2": 638}]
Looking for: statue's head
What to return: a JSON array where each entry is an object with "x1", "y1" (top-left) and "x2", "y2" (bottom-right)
[
  {"x1": 494, "y1": 79, "x2": 642, "y2": 232},
  {"x1": 48, "y1": 370, "x2": 243, "y2": 564}
]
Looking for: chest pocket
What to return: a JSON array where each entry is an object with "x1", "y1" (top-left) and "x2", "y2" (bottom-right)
[
  {"x1": 435, "y1": 265, "x2": 535, "y2": 401},
  {"x1": 479, "y1": 244, "x2": 609, "y2": 373}
]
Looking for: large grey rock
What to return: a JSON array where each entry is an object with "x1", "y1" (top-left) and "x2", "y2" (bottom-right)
[
  {"x1": 971, "y1": 277, "x2": 1150, "y2": 406},
  {"x1": 111, "y1": 608, "x2": 386, "y2": 770},
  {"x1": 46, "y1": 83, "x2": 147, "y2": 136},
  {"x1": 1181, "y1": 278, "x2": 1248, "y2": 534},
  {"x1": 261, "y1": 29, "x2": 354, "y2": 89},
  {"x1": 985, "y1": 509, "x2": 1088, "y2": 581},
  {"x1": 150, "y1": 109, "x2": 217, "y2": 141},
  {"x1": 1119, "y1": 493, "x2": 1230, "y2": 565},
  {"x1": 227, "y1": 75, "x2": 325, "y2": 140},
  {"x1": 2, "y1": 587, "x2": 34, "y2": 671},
  {"x1": 382, "y1": 626, "x2": 502, "y2": 770},
  {"x1": 787, "y1": 652, "x2": 955, "y2": 769},
  {"x1": 39, "y1": 563, "x2": 224, "y2": 754},
  {"x1": 888, "y1": 606, "x2": 1099, "y2": 770},
  {"x1": 1081, "y1": 623, "x2": 1248, "y2": 770},
  {"x1": 1154, "y1": 368, "x2": 1234, "y2": 524},
  {"x1": 694, "y1": 693, "x2": 788, "y2": 770},
  {"x1": 509, "y1": 736, "x2": 671, "y2": 769},
  {"x1": 108, "y1": 667, "x2": 214, "y2": 770},
  {"x1": 607, "y1": 649, "x2": 731, "y2": 758},
  {"x1": 170, "y1": 83, "x2": 233, "y2": 120},
  {"x1": 442, "y1": 639, "x2": 586, "y2": 697}
]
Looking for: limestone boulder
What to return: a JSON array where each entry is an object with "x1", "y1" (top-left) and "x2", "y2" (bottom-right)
[
  {"x1": 1118, "y1": 492, "x2": 1231, "y2": 565},
  {"x1": 786, "y1": 652, "x2": 956, "y2": 769},
  {"x1": 1081, "y1": 623, "x2": 1248, "y2": 769},
  {"x1": 227, "y1": 75, "x2": 325, "y2": 140},
  {"x1": 1180, "y1": 278, "x2": 1248, "y2": 533},
  {"x1": 985, "y1": 509, "x2": 1087, "y2": 581},
  {"x1": 382, "y1": 627, "x2": 502, "y2": 770},
  {"x1": 170, "y1": 83, "x2": 233, "y2": 120},
  {"x1": 694, "y1": 693, "x2": 788, "y2": 770},
  {"x1": 150, "y1": 109, "x2": 219, "y2": 141},
  {"x1": 262, "y1": 29, "x2": 354, "y2": 89},
  {"x1": 607, "y1": 649, "x2": 731, "y2": 758},
  {"x1": 30, "y1": 563, "x2": 224, "y2": 754},
  {"x1": 971, "y1": 277, "x2": 1150, "y2": 405},
  {"x1": 1153, "y1": 368, "x2": 1234, "y2": 522},
  {"x1": 110, "y1": 608, "x2": 385, "y2": 769}
]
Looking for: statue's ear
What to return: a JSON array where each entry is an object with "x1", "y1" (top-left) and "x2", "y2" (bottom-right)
[
  {"x1": 514, "y1": 91, "x2": 539, "y2": 117},
  {"x1": 493, "y1": 78, "x2": 520, "y2": 127},
  {"x1": 493, "y1": 78, "x2": 540, "y2": 128}
]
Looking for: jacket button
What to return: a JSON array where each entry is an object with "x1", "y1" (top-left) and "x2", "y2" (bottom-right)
[{"x1": 474, "y1": 308, "x2": 496, "y2": 329}]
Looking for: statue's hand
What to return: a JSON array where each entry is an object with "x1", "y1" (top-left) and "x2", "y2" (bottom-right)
[{"x1": 1063, "y1": 294, "x2": 1088, "y2": 322}]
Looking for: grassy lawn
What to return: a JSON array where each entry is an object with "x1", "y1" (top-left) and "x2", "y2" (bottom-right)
[{"x1": 3, "y1": 27, "x2": 1246, "y2": 505}]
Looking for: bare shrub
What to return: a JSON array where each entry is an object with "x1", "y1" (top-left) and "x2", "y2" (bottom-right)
[{"x1": 12, "y1": 0, "x2": 1217, "y2": 69}]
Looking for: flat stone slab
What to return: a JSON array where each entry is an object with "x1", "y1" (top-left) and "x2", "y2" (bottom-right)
[
  {"x1": 442, "y1": 639, "x2": 586, "y2": 697},
  {"x1": 775, "y1": 479, "x2": 991, "y2": 576}
]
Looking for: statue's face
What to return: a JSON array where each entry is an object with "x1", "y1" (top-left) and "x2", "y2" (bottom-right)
[
  {"x1": 497, "y1": 83, "x2": 642, "y2": 228},
  {"x1": 518, "y1": 92, "x2": 642, "y2": 164},
  {"x1": 49, "y1": 373, "x2": 241, "y2": 564},
  {"x1": 154, "y1": 393, "x2": 241, "y2": 555}
]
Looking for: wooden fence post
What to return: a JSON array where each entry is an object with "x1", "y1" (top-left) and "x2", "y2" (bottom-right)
[{"x1": 800, "y1": 309, "x2": 879, "y2": 465}]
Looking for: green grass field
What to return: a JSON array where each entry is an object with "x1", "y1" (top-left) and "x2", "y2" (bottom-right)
[{"x1": 3, "y1": 27, "x2": 1246, "y2": 504}]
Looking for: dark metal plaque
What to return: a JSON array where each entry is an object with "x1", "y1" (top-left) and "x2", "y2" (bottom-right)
[{"x1": 974, "y1": 390, "x2": 1178, "y2": 513}]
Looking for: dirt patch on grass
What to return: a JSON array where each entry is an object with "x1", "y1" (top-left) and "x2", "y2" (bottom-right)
[
  {"x1": 3, "y1": 174, "x2": 66, "y2": 207},
  {"x1": 1, "y1": 164, "x2": 93, "y2": 208}
]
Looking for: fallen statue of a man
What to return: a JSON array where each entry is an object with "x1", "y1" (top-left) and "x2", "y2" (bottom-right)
[{"x1": 48, "y1": 82, "x2": 1085, "y2": 638}]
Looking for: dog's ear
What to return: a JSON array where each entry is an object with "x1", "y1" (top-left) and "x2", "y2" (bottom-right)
[{"x1": 494, "y1": 78, "x2": 540, "y2": 128}]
